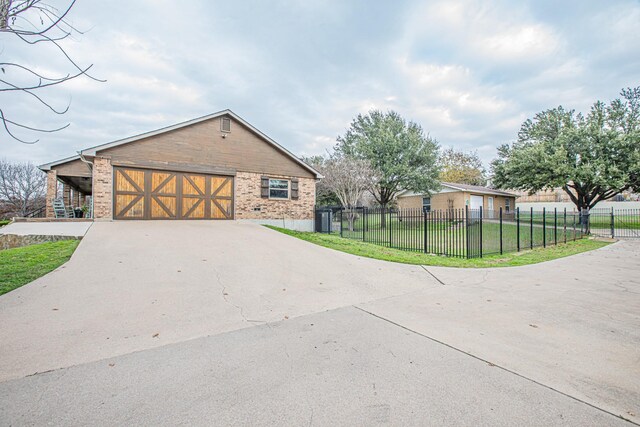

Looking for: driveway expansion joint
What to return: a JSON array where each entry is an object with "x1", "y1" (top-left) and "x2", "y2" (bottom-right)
[
  {"x1": 352, "y1": 305, "x2": 639, "y2": 427},
  {"x1": 420, "y1": 265, "x2": 446, "y2": 286}
]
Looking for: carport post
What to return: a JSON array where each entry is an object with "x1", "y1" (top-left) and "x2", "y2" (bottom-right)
[
  {"x1": 499, "y1": 207, "x2": 503, "y2": 255},
  {"x1": 516, "y1": 207, "x2": 520, "y2": 252}
]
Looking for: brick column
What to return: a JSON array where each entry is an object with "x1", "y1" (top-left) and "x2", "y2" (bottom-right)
[
  {"x1": 63, "y1": 184, "x2": 71, "y2": 206},
  {"x1": 45, "y1": 170, "x2": 58, "y2": 218},
  {"x1": 92, "y1": 157, "x2": 113, "y2": 220},
  {"x1": 73, "y1": 190, "x2": 81, "y2": 208}
]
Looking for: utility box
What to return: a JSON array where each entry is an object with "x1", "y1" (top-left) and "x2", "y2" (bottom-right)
[{"x1": 315, "y1": 209, "x2": 333, "y2": 233}]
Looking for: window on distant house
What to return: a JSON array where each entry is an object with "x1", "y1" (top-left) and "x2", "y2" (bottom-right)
[
  {"x1": 269, "y1": 179, "x2": 289, "y2": 199},
  {"x1": 505, "y1": 198, "x2": 511, "y2": 213},
  {"x1": 422, "y1": 197, "x2": 431, "y2": 212}
]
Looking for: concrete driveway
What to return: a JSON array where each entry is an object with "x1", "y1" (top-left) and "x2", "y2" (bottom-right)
[
  {"x1": 0, "y1": 221, "x2": 436, "y2": 381},
  {"x1": 0, "y1": 221, "x2": 638, "y2": 425}
]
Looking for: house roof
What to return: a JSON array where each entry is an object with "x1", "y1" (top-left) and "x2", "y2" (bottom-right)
[
  {"x1": 40, "y1": 109, "x2": 322, "y2": 178},
  {"x1": 439, "y1": 182, "x2": 517, "y2": 197},
  {"x1": 399, "y1": 182, "x2": 517, "y2": 198},
  {"x1": 38, "y1": 155, "x2": 82, "y2": 171}
]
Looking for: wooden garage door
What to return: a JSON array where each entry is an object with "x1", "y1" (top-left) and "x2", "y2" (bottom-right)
[{"x1": 114, "y1": 168, "x2": 233, "y2": 220}]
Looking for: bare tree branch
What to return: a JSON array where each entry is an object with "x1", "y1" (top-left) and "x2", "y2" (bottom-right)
[
  {"x1": 316, "y1": 153, "x2": 378, "y2": 231},
  {"x1": 0, "y1": 0, "x2": 104, "y2": 143}
]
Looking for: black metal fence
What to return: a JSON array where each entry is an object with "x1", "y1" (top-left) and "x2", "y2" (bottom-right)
[
  {"x1": 316, "y1": 206, "x2": 589, "y2": 259},
  {"x1": 586, "y1": 208, "x2": 640, "y2": 239}
]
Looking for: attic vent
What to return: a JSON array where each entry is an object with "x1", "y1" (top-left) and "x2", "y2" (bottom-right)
[{"x1": 221, "y1": 117, "x2": 231, "y2": 133}]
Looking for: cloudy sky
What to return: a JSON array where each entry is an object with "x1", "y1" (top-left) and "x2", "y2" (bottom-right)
[{"x1": 2, "y1": 0, "x2": 639, "y2": 167}]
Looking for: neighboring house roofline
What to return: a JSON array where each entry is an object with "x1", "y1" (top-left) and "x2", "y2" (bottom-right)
[
  {"x1": 399, "y1": 182, "x2": 517, "y2": 198},
  {"x1": 38, "y1": 154, "x2": 81, "y2": 171},
  {"x1": 78, "y1": 109, "x2": 322, "y2": 179}
]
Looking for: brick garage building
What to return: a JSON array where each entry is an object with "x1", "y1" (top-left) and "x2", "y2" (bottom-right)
[{"x1": 39, "y1": 110, "x2": 321, "y2": 231}]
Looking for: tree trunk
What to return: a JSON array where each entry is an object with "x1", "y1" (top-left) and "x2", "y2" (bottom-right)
[
  {"x1": 380, "y1": 203, "x2": 387, "y2": 229},
  {"x1": 347, "y1": 208, "x2": 355, "y2": 232}
]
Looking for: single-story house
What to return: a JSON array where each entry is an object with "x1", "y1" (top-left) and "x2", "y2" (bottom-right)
[
  {"x1": 39, "y1": 110, "x2": 321, "y2": 231},
  {"x1": 397, "y1": 182, "x2": 517, "y2": 215}
]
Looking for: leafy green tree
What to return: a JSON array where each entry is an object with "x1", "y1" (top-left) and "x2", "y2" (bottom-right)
[
  {"x1": 492, "y1": 87, "x2": 640, "y2": 211},
  {"x1": 439, "y1": 147, "x2": 487, "y2": 186},
  {"x1": 336, "y1": 110, "x2": 440, "y2": 227}
]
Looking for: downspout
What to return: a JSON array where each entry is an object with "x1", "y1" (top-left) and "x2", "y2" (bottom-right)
[{"x1": 78, "y1": 151, "x2": 94, "y2": 218}]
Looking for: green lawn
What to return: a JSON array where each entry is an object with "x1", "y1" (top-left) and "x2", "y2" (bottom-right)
[
  {"x1": 589, "y1": 215, "x2": 640, "y2": 230},
  {"x1": 0, "y1": 240, "x2": 80, "y2": 296},
  {"x1": 266, "y1": 226, "x2": 610, "y2": 268},
  {"x1": 0, "y1": 219, "x2": 10, "y2": 227}
]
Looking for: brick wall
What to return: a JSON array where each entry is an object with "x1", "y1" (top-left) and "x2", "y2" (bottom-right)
[
  {"x1": 62, "y1": 184, "x2": 71, "y2": 206},
  {"x1": 398, "y1": 193, "x2": 465, "y2": 211},
  {"x1": 45, "y1": 170, "x2": 57, "y2": 218},
  {"x1": 92, "y1": 157, "x2": 113, "y2": 220},
  {"x1": 234, "y1": 172, "x2": 315, "y2": 220}
]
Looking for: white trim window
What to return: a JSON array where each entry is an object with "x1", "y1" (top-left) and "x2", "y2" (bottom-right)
[
  {"x1": 221, "y1": 117, "x2": 231, "y2": 133},
  {"x1": 505, "y1": 198, "x2": 511, "y2": 213},
  {"x1": 269, "y1": 179, "x2": 289, "y2": 199},
  {"x1": 422, "y1": 197, "x2": 431, "y2": 212}
]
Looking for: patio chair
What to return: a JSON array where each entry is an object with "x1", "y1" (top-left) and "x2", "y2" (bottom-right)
[{"x1": 52, "y1": 199, "x2": 69, "y2": 218}]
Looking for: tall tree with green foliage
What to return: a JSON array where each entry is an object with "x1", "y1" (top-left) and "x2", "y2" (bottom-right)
[
  {"x1": 439, "y1": 147, "x2": 486, "y2": 186},
  {"x1": 336, "y1": 110, "x2": 440, "y2": 227},
  {"x1": 491, "y1": 87, "x2": 640, "y2": 211}
]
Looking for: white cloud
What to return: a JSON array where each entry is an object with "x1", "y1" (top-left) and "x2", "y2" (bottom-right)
[{"x1": 1, "y1": 0, "x2": 639, "y2": 170}]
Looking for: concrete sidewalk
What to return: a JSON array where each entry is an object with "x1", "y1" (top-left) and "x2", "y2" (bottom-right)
[{"x1": 0, "y1": 307, "x2": 627, "y2": 427}]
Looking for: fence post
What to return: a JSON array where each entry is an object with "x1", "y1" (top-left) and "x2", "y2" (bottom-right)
[
  {"x1": 516, "y1": 207, "x2": 520, "y2": 252},
  {"x1": 610, "y1": 207, "x2": 615, "y2": 239},
  {"x1": 499, "y1": 207, "x2": 503, "y2": 255},
  {"x1": 340, "y1": 208, "x2": 343, "y2": 237},
  {"x1": 554, "y1": 208, "x2": 557, "y2": 246},
  {"x1": 530, "y1": 207, "x2": 533, "y2": 249},
  {"x1": 573, "y1": 210, "x2": 577, "y2": 241},
  {"x1": 564, "y1": 208, "x2": 567, "y2": 244},
  {"x1": 362, "y1": 207, "x2": 366, "y2": 242},
  {"x1": 423, "y1": 209, "x2": 428, "y2": 254},
  {"x1": 388, "y1": 209, "x2": 392, "y2": 248},
  {"x1": 465, "y1": 205, "x2": 470, "y2": 259},
  {"x1": 479, "y1": 208, "x2": 483, "y2": 258},
  {"x1": 542, "y1": 207, "x2": 547, "y2": 248}
]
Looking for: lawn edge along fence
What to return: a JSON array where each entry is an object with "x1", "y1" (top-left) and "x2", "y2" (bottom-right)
[{"x1": 315, "y1": 206, "x2": 593, "y2": 259}]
